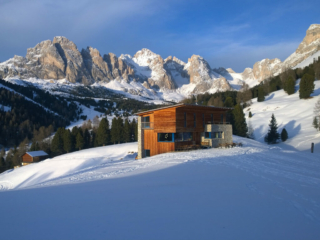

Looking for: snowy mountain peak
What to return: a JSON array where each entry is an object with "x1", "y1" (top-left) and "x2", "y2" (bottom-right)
[{"x1": 308, "y1": 24, "x2": 320, "y2": 31}]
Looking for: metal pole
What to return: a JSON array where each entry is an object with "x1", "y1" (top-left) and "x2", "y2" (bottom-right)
[{"x1": 311, "y1": 142, "x2": 314, "y2": 153}]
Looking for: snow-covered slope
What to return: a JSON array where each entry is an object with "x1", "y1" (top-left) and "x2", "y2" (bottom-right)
[
  {"x1": 294, "y1": 50, "x2": 320, "y2": 69},
  {"x1": 0, "y1": 138, "x2": 320, "y2": 239},
  {"x1": 245, "y1": 80, "x2": 320, "y2": 151}
]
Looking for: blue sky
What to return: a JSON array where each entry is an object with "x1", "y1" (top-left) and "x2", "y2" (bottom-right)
[{"x1": 0, "y1": 0, "x2": 319, "y2": 72}]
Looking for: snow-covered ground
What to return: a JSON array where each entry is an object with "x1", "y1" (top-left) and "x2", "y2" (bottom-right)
[
  {"x1": 0, "y1": 137, "x2": 319, "y2": 239},
  {"x1": 245, "y1": 80, "x2": 320, "y2": 151}
]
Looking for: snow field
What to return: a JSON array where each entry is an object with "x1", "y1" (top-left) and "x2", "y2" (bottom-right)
[
  {"x1": 0, "y1": 137, "x2": 320, "y2": 239},
  {"x1": 245, "y1": 80, "x2": 320, "y2": 151}
]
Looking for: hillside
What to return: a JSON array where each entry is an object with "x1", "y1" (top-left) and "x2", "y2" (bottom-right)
[
  {"x1": 0, "y1": 138, "x2": 319, "y2": 239},
  {"x1": 245, "y1": 80, "x2": 320, "y2": 151}
]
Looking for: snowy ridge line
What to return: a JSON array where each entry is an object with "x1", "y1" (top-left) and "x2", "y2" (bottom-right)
[{"x1": 0, "y1": 83, "x2": 62, "y2": 117}]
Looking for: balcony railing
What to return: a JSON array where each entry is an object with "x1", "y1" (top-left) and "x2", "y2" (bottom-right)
[{"x1": 141, "y1": 122, "x2": 154, "y2": 129}]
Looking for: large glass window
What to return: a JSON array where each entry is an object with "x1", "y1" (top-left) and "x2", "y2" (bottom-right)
[
  {"x1": 212, "y1": 132, "x2": 223, "y2": 139},
  {"x1": 158, "y1": 133, "x2": 174, "y2": 142},
  {"x1": 174, "y1": 132, "x2": 193, "y2": 142}
]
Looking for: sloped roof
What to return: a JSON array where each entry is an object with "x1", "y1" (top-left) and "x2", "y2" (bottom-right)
[
  {"x1": 135, "y1": 103, "x2": 233, "y2": 116},
  {"x1": 26, "y1": 151, "x2": 48, "y2": 157}
]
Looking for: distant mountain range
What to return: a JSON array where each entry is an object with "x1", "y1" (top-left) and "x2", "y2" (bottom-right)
[{"x1": 0, "y1": 24, "x2": 319, "y2": 102}]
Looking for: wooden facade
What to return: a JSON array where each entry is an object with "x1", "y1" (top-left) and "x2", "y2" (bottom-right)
[
  {"x1": 137, "y1": 104, "x2": 232, "y2": 158},
  {"x1": 21, "y1": 151, "x2": 48, "y2": 166}
]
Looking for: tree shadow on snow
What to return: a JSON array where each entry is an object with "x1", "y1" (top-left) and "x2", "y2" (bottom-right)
[
  {"x1": 280, "y1": 120, "x2": 301, "y2": 139},
  {"x1": 265, "y1": 93, "x2": 275, "y2": 101}
]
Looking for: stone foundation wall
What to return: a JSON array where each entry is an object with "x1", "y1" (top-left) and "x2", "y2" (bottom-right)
[
  {"x1": 137, "y1": 116, "x2": 145, "y2": 159},
  {"x1": 201, "y1": 124, "x2": 233, "y2": 148}
]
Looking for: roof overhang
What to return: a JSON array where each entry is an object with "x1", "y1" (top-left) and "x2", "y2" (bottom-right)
[{"x1": 135, "y1": 103, "x2": 233, "y2": 116}]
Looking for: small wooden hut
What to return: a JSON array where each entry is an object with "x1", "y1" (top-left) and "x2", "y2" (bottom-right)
[{"x1": 21, "y1": 151, "x2": 49, "y2": 166}]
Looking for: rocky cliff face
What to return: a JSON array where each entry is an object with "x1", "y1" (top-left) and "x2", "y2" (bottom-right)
[{"x1": 240, "y1": 24, "x2": 320, "y2": 83}]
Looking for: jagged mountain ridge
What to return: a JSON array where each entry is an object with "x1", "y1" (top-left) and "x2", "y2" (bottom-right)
[
  {"x1": 1, "y1": 24, "x2": 320, "y2": 102},
  {"x1": 0, "y1": 37, "x2": 233, "y2": 101}
]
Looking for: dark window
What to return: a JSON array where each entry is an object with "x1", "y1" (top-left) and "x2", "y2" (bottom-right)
[
  {"x1": 205, "y1": 132, "x2": 211, "y2": 139},
  {"x1": 158, "y1": 133, "x2": 174, "y2": 142},
  {"x1": 184, "y1": 112, "x2": 186, "y2": 127},
  {"x1": 145, "y1": 149, "x2": 150, "y2": 157},
  {"x1": 194, "y1": 113, "x2": 196, "y2": 127},
  {"x1": 211, "y1": 114, "x2": 213, "y2": 124},
  {"x1": 221, "y1": 114, "x2": 224, "y2": 123},
  {"x1": 143, "y1": 116, "x2": 150, "y2": 122},
  {"x1": 202, "y1": 114, "x2": 205, "y2": 128},
  {"x1": 175, "y1": 132, "x2": 183, "y2": 142},
  {"x1": 174, "y1": 132, "x2": 193, "y2": 142},
  {"x1": 183, "y1": 132, "x2": 193, "y2": 141}
]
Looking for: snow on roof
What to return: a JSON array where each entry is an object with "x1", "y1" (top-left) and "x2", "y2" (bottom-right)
[{"x1": 26, "y1": 151, "x2": 48, "y2": 157}]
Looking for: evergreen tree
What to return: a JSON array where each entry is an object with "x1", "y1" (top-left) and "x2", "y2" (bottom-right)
[
  {"x1": 83, "y1": 129, "x2": 91, "y2": 148},
  {"x1": 75, "y1": 132, "x2": 84, "y2": 150},
  {"x1": 96, "y1": 118, "x2": 110, "y2": 146},
  {"x1": 249, "y1": 111, "x2": 252, "y2": 118},
  {"x1": 111, "y1": 117, "x2": 124, "y2": 144},
  {"x1": 299, "y1": 73, "x2": 315, "y2": 99},
  {"x1": 63, "y1": 129, "x2": 73, "y2": 153},
  {"x1": 285, "y1": 76, "x2": 295, "y2": 95},
  {"x1": 0, "y1": 148, "x2": 5, "y2": 170},
  {"x1": 130, "y1": 118, "x2": 138, "y2": 141},
  {"x1": 117, "y1": 117, "x2": 124, "y2": 143},
  {"x1": 110, "y1": 118, "x2": 117, "y2": 144},
  {"x1": 123, "y1": 118, "x2": 131, "y2": 143},
  {"x1": 257, "y1": 87, "x2": 265, "y2": 102},
  {"x1": 224, "y1": 97, "x2": 234, "y2": 108},
  {"x1": 264, "y1": 114, "x2": 280, "y2": 144},
  {"x1": 232, "y1": 104, "x2": 248, "y2": 137},
  {"x1": 313, "y1": 117, "x2": 319, "y2": 131},
  {"x1": 281, "y1": 128, "x2": 288, "y2": 142},
  {"x1": 51, "y1": 128, "x2": 64, "y2": 155}
]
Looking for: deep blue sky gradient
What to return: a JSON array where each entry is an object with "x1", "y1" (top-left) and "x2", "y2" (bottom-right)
[{"x1": 0, "y1": 0, "x2": 319, "y2": 72}]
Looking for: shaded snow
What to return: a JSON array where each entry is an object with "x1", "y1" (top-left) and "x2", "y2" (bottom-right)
[
  {"x1": 244, "y1": 80, "x2": 320, "y2": 151},
  {"x1": 0, "y1": 137, "x2": 319, "y2": 239}
]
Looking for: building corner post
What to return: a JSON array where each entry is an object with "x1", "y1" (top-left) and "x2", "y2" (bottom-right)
[{"x1": 137, "y1": 116, "x2": 145, "y2": 159}]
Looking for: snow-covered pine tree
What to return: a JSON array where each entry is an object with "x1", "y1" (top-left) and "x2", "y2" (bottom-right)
[{"x1": 264, "y1": 114, "x2": 280, "y2": 144}]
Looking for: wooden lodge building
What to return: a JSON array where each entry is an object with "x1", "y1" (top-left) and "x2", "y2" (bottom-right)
[
  {"x1": 21, "y1": 151, "x2": 49, "y2": 166},
  {"x1": 136, "y1": 103, "x2": 233, "y2": 159}
]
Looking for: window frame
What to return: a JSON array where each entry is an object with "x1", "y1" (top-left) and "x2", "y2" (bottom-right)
[{"x1": 158, "y1": 133, "x2": 175, "y2": 142}]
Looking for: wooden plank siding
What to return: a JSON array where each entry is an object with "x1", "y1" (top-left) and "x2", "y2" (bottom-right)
[
  {"x1": 144, "y1": 129, "x2": 175, "y2": 156},
  {"x1": 22, "y1": 154, "x2": 33, "y2": 163},
  {"x1": 154, "y1": 108, "x2": 176, "y2": 133}
]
